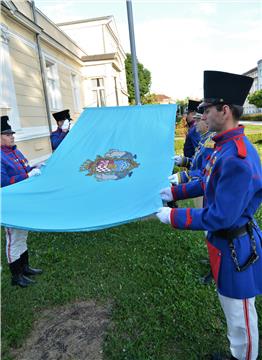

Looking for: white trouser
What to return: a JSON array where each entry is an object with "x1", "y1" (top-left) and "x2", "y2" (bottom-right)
[
  {"x1": 5, "y1": 227, "x2": 28, "y2": 263},
  {"x1": 218, "y1": 293, "x2": 258, "y2": 360}
]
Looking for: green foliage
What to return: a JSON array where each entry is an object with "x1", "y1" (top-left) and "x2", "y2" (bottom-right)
[
  {"x1": 176, "y1": 115, "x2": 183, "y2": 123},
  {"x1": 248, "y1": 89, "x2": 262, "y2": 108},
  {"x1": 125, "y1": 53, "x2": 152, "y2": 104},
  {"x1": 142, "y1": 93, "x2": 159, "y2": 104},
  {"x1": 241, "y1": 113, "x2": 262, "y2": 121},
  {"x1": 175, "y1": 98, "x2": 189, "y2": 115},
  {"x1": 174, "y1": 138, "x2": 185, "y2": 154}
]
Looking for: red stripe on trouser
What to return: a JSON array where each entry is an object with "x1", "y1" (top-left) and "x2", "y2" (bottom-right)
[
  {"x1": 5, "y1": 228, "x2": 28, "y2": 263},
  {"x1": 243, "y1": 299, "x2": 252, "y2": 360}
]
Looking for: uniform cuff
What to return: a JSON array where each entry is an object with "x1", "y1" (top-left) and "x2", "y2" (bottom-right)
[{"x1": 170, "y1": 208, "x2": 193, "y2": 229}]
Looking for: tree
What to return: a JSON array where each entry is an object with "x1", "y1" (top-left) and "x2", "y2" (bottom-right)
[
  {"x1": 175, "y1": 97, "x2": 189, "y2": 115},
  {"x1": 125, "y1": 53, "x2": 152, "y2": 104},
  {"x1": 248, "y1": 89, "x2": 262, "y2": 108},
  {"x1": 142, "y1": 93, "x2": 158, "y2": 104}
]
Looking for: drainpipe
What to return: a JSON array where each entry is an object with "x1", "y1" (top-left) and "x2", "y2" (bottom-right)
[{"x1": 31, "y1": 0, "x2": 53, "y2": 135}]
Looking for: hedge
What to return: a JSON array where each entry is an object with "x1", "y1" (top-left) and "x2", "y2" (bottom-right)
[{"x1": 241, "y1": 113, "x2": 262, "y2": 121}]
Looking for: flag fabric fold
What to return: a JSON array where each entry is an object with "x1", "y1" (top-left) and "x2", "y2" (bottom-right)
[{"x1": 1, "y1": 104, "x2": 177, "y2": 232}]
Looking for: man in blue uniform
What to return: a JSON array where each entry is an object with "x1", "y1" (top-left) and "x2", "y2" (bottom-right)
[
  {"x1": 171, "y1": 113, "x2": 216, "y2": 284},
  {"x1": 171, "y1": 112, "x2": 215, "y2": 284},
  {"x1": 167, "y1": 101, "x2": 202, "y2": 209},
  {"x1": 156, "y1": 71, "x2": 262, "y2": 360},
  {"x1": 170, "y1": 113, "x2": 215, "y2": 185},
  {"x1": 1, "y1": 116, "x2": 43, "y2": 287},
  {"x1": 183, "y1": 100, "x2": 201, "y2": 158},
  {"x1": 50, "y1": 109, "x2": 72, "y2": 151}
]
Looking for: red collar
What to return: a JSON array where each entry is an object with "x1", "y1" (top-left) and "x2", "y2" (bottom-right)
[
  {"x1": 1, "y1": 145, "x2": 17, "y2": 153},
  {"x1": 212, "y1": 126, "x2": 245, "y2": 145}
]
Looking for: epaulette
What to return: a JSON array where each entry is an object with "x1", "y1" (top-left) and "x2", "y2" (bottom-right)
[
  {"x1": 203, "y1": 133, "x2": 216, "y2": 148},
  {"x1": 204, "y1": 140, "x2": 215, "y2": 148},
  {"x1": 233, "y1": 137, "x2": 247, "y2": 159}
]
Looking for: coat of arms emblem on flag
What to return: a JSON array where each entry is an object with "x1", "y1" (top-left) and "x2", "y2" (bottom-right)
[{"x1": 80, "y1": 149, "x2": 140, "y2": 181}]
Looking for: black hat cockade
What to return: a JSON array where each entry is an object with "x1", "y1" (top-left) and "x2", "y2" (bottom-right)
[
  {"x1": 187, "y1": 100, "x2": 201, "y2": 113},
  {"x1": 1, "y1": 116, "x2": 15, "y2": 134},
  {"x1": 52, "y1": 109, "x2": 71, "y2": 122},
  {"x1": 198, "y1": 71, "x2": 254, "y2": 111}
]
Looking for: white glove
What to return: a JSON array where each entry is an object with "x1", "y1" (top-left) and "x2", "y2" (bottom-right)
[
  {"x1": 168, "y1": 173, "x2": 179, "y2": 185},
  {"x1": 156, "y1": 207, "x2": 171, "y2": 224},
  {"x1": 160, "y1": 187, "x2": 173, "y2": 202},
  {"x1": 35, "y1": 162, "x2": 46, "y2": 169},
  {"x1": 173, "y1": 155, "x2": 183, "y2": 166},
  {"x1": 28, "y1": 168, "x2": 41, "y2": 177},
  {"x1": 61, "y1": 119, "x2": 70, "y2": 131}
]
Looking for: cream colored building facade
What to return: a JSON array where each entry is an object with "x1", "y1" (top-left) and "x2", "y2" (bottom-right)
[
  {"x1": 1, "y1": 1, "x2": 128, "y2": 164},
  {"x1": 58, "y1": 16, "x2": 129, "y2": 108},
  {"x1": 243, "y1": 59, "x2": 262, "y2": 115}
]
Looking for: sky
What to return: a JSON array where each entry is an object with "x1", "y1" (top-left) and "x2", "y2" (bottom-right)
[{"x1": 34, "y1": 0, "x2": 262, "y2": 100}]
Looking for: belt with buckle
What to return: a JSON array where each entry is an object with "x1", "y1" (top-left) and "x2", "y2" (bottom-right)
[{"x1": 213, "y1": 221, "x2": 259, "y2": 272}]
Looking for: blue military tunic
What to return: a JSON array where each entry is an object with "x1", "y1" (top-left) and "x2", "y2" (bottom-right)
[
  {"x1": 1, "y1": 145, "x2": 31, "y2": 187},
  {"x1": 50, "y1": 128, "x2": 68, "y2": 151},
  {"x1": 170, "y1": 126, "x2": 262, "y2": 299},
  {"x1": 178, "y1": 131, "x2": 215, "y2": 184},
  {"x1": 183, "y1": 124, "x2": 201, "y2": 158}
]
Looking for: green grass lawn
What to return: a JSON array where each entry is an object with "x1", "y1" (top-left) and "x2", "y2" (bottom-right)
[
  {"x1": 1, "y1": 203, "x2": 262, "y2": 360},
  {"x1": 242, "y1": 124, "x2": 262, "y2": 134}
]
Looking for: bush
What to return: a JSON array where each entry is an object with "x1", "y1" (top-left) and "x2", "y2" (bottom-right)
[
  {"x1": 176, "y1": 128, "x2": 187, "y2": 137},
  {"x1": 174, "y1": 138, "x2": 184, "y2": 154},
  {"x1": 175, "y1": 116, "x2": 188, "y2": 137},
  {"x1": 241, "y1": 113, "x2": 262, "y2": 121}
]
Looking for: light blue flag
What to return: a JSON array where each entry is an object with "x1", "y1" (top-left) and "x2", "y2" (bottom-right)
[{"x1": 1, "y1": 104, "x2": 177, "y2": 232}]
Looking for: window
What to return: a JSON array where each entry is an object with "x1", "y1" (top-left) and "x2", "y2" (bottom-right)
[
  {"x1": 0, "y1": 23, "x2": 20, "y2": 129},
  {"x1": 71, "y1": 73, "x2": 81, "y2": 111},
  {"x1": 45, "y1": 59, "x2": 62, "y2": 110},
  {"x1": 91, "y1": 78, "x2": 106, "y2": 107}
]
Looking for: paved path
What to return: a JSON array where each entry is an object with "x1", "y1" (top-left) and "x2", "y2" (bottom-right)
[{"x1": 240, "y1": 121, "x2": 262, "y2": 125}]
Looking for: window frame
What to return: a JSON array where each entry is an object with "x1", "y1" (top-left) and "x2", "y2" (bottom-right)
[
  {"x1": 44, "y1": 57, "x2": 62, "y2": 111},
  {"x1": 91, "y1": 77, "x2": 106, "y2": 107},
  {"x1": 71, "y1": 73, "x2": 82, "y2": 112}
]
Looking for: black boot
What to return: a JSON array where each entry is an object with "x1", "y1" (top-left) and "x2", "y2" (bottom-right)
[
  {"x1": 9, "y1": 259, "x2": 29, "y2": 288},
  {"x1": 167, "y1": 200, "x2": 178, "y2": 208},
  {"x1": 20, "y1": 250, "x2": 43, "y2": 276},
  {"x1": 22, "y1": 275, "x2": 36, "y2": 285},
  {"x1": 199, "y1": 270, "x2": 213, "y2": 285}
]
